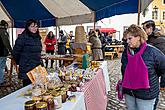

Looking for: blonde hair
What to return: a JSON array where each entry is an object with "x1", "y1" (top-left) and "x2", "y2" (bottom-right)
[{"x1": 127, "y1": 24, "x2": 147, "y2": 44}]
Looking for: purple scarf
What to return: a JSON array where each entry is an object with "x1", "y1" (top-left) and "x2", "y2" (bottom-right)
[{"x1": 122, "y1": 42, "x2": 150, "y2": 89}]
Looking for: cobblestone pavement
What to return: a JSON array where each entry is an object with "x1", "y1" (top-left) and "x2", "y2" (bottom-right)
[
  {"x1": 106, "y1": 59, "x2": 165, "y2": 110},
  {"x1": 0, "y1": 59, "x2": 165, "y2": 110}
]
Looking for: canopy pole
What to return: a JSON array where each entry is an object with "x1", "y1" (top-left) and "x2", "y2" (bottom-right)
[
  {"x1": 0, "y1": 1, "x2": 14, "y2": 47},
  {"x1": 137, "y1": 0, "x2": 141, "y2": 25},
  {"x1": 11, "y1": 21, "x2": 14, "y2": 47},
  {"x1": 94, "y1": 12, "x2": 96, "y2": 31}
]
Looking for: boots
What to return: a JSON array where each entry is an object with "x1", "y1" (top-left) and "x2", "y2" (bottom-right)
[{"x1": 51, "y1": 60, "x2": 54, "y2": 68}]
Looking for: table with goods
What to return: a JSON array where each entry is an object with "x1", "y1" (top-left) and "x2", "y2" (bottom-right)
[{"x1": 0, "y1": 61, "x2": 110, "y2": 110}]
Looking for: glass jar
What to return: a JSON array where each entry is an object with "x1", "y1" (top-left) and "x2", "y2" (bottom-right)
[
  {"x1": 32, "y1": 96, "x2": 42, "y2": 103},
  {"x1": 47, "y1": 97, "x2": 55, "y2": 110},
  {"x1": 42, "y1": 95, "x2": 55, "y2": 110},
  {"x1": 24, "y1": 100, "x2": 36, "y2": 110},
  {"x1": 52, "y1": 92, "x2": 62, "y2": 109},
  {"x1": 60, "y1": 91, "x2": 67, "y2": 103},
  {"x1": 36, "y1": 102, "x2": 48, "y2": 110}
]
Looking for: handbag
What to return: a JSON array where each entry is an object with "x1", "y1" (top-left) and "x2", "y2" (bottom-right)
[{"x1": 116, "y1": 79, "x2": 124, "y2": 100}]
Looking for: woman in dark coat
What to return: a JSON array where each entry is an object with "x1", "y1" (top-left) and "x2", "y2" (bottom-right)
[{"x1": 13, "y1": 19, "x2": 42, "y2": 87}]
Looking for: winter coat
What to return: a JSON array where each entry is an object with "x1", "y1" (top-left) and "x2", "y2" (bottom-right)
[
  {"x1": 0, "y1": 28, "x2": 12, "y2": 56},
  {"x1": 44, "y1": 36, "x2": 56, "y2": 51},
  {"x1": 89, "y1": 35, "x2": 103, "y2": 60},
  {"x1": 121, "y1": 44, "x2": 165, "y2": 100},
  {"x1": 154, "y1": 36, "x2": 165, "y2": 54},
  {"x1": 57, "y1": 35, "x2": 67, "y2": 55},
  {"x1": 148, "y1": 33, "x2": 165, "y2": 88},
  {"x1": 99, "y1": 34, "x2": 107, "y2": 48},
  {"x1": 12, "y1": 32, "x2": 42, "y2": 79}
]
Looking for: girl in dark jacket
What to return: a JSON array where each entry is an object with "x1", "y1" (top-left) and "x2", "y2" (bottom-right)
[
  {"x1": 44, "y1": 31, "x2": 56, "y2": 68},
  {"x1": 13, "y1": 19, "x2": 42, "y2": 87},
  {"x1": 121, "y1": 24, "x2": 165, "y2": 110}
]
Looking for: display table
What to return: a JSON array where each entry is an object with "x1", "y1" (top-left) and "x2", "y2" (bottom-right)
[
  {"x1": 0, "y1": 85, "x2": 86, "y2": 110},
  {"x1": 0, "y1": 61, "x2": 110, "y2": 110},
  {"x1": 81, "y1": 69, "x2": 107, "y2": 110}
]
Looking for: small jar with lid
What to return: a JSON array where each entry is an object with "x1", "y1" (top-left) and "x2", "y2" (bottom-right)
[
  {"x1": 42, "y1": 95, "x2": 55, "y2": 110},
  {"x1": 61, "y1": 87, "x2": 68, "y2": 98},
  {"x1": 24, "y1": 100, "x2": 36, "y2": 110},
  {"x1": 36, "y1": 102, "x2": 48, "y2": 110},
  {"x1": 65, "y1": 72, "x2": 70, "y2": 81},
  {"x1": 32, "y1": 96, "x2": 42, "y2": 103},
  {"x1": 47, "y1": 97, "x2": 55, "y2": 110},
  {"x1": 54, "y1": 87, "x2": 60, "y2": 92},
  {"x1": 52, "y1": 92, "x2": 62, "y2": 109},
  {"x1": 60, "y1": 91, "x2": 67, "y2": 103}
]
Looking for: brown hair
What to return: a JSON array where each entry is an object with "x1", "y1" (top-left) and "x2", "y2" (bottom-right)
[
  {"x1": 123, "y1": 29, "x2": 129, "y2": 40},
  {"x1": 127, "y1": 24, "x2": 147, "y2": 44}
]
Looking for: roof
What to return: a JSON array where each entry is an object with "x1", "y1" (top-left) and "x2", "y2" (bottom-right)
[{"x1": 0, "y1": 0, "x2": 153, "y2": 28}]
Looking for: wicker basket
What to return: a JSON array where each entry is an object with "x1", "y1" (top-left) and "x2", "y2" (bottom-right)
[{"x1": 75, "y1": 26, "x2": 87, "y2": 43}]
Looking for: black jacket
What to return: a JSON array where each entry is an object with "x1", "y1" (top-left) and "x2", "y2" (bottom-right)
[
  {"x1": 57, "y1": 35, "x2": 67, "y2": 55},
  {"x1": 12, "y1": 32, "x2": 42, "y2": 79},
  {"x1": 121, "y1": 45, "x2": 165, "y2": 100},
  {"x1": 0, "y1": 28, "x2": 12, "y2": 56}
]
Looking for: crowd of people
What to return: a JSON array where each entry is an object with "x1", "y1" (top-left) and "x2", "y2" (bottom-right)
[{"x1": 0, "y1": 18, "x2": 164, "y2": 110}]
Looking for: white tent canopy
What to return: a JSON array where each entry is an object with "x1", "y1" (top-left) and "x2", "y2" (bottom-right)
[
  {"x1": 40, "y1": 0, "x2": 94, "y2": 26},
  {"x1": 0, "y1": 0, "x2": 153, "y2": 27}
]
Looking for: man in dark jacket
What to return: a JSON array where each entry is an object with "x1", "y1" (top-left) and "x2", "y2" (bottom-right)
[
  {"x1": 142, "y1": 20, "x2": 165, "y2": 110},
  {"x1": 57, "y1": 30, "x2": 67, "y2": 66},
  {"x1": 0, "y1": 20, "x2": 12, "y2": 86},
  {"x1": 57, "y1": 30, "x2": 67, "y2": 55}
]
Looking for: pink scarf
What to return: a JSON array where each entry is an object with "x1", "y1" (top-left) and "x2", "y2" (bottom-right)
[{"x1": 122, "y1": 42, "x2": 150, "y2": 89}]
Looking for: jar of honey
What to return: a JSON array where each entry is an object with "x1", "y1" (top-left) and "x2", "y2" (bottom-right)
[
  {"x1": 32, "y1": 96, "x2": 42, "y2": 103},
  {"x1": 36, "y1": 102, "x2": 48, "y2": 110},
  {"x1": 52, "y1": 92, "x2": 62, "y2": 109},
  {"x1": 47, "y1": 97, "x2": 55, "y2": 110},
  {"x1": 24, "y1": 100, "x2": 36, "y2": 110},
  {"x1": 60, "y1": 91, "x2": 67, "y2": 103},
  {"x1": 42, "y1": 95, "x2": 55, "y2": 110},
  {"x1": 65, "y1": 73, "x2": 70, "y2": 81}
]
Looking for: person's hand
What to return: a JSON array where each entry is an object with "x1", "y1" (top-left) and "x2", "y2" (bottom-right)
[{"x1": 48, "y1": 43, "x2": 52, "y2": 45}]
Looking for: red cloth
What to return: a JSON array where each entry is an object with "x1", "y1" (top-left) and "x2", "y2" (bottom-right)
[
  {"x1": 81, "y1": 69, "x2": 107, "y2": 110},
  {"x1": 44, "y1": 36, "x2": 56, "y2": 51}
]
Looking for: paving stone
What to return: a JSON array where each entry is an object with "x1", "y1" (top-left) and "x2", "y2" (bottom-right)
[{"x1": 106, "y1": 59, "x2": 165, "y2": 110}]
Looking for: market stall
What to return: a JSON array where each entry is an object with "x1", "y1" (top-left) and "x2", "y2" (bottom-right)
[{"x1": 0, "y1": 61, "x2": 110, "y2": 110}]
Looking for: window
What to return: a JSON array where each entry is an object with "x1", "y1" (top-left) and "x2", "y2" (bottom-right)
[
  {"x1": 163, "y1": 11, "x2": 165, "y2": 20},
  {"x1": 163, "y1": 0, "x2": 165, "y2": 4},
  {"x1": 152, "y1": 11, "x2": 158, "y2": 20}
]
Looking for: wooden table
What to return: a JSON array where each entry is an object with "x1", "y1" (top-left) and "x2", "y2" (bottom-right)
[
  {"x1": 41, "y1": 55, "x2": 76, "y2": 67},
  {"x1": 105, "y1": 45, "x2": 124, "y2": 59}
]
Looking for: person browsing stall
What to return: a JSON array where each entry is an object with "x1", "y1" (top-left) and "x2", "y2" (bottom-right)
[
  {"x1": 13, "y1": 19, "x2": 42, "y2": 87},
  {"x1": 121, "y1": 24, "x2": 165, "y2": 110}
]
